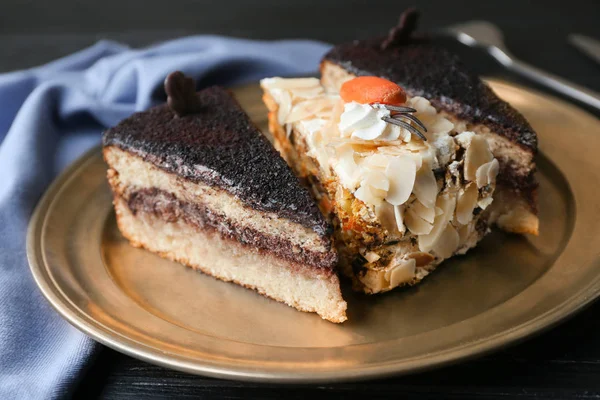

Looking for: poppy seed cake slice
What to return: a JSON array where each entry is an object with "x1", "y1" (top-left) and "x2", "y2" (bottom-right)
[{"x1": 103, "y1": 77, "x2": 346, "y2": 323}]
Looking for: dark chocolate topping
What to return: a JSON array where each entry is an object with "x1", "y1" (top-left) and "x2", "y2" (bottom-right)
[
  {"x1": 126, "y1": 188, "x2": 337, "y2": 272},
  {"x1": 324, "y1": 37, "x2": 538, "y2": 152},
  {"x1": 103, "y1": 86, "x2": 330, "y2": 236},
  {"x1": 164, "y1": 71, "x2": 202, "y2": 117}
]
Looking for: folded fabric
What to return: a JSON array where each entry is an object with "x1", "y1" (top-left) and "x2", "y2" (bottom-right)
[{"x1": 0, "y1": 36, "x2": 331, "y2": 399}]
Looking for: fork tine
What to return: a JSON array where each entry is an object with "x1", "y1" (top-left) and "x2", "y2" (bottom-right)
[
  {"x1": 391, "y1": 113, "x2": 428, "y2": 132},
  {"x1": 382, "y1": 117, "x2": 427, "y2": 141},
  {"x1": 380, "y1": 104, "x2": 417, "y2": 113}
]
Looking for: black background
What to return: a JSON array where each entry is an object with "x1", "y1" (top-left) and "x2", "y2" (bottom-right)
[{"x1": 3, "y1": 1, "x2": 600, "y2": 399}]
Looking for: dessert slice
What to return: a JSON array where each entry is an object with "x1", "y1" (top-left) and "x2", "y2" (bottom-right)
[
  {"x1": 321, "y1": 9, "x2": 538, "y2": 236},
  {"x1": 103, "y1": 72, "x2": 346, "y2": 323},
  {"x1": 261, "y1": 11, "x2": 538, "y2": 295}
]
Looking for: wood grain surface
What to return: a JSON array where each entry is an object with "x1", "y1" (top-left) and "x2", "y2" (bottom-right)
[{"x1": 75, "y1": 300, "x2": 600, "y2": 399}]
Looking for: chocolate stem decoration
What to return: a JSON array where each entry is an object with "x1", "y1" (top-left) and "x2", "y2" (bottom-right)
[
  {"x1": 164, "y1": 71, "x2": 202, "y2": 117},
  {"x1": 381, "y1": 8, "x2": 420, "y2": 50}
]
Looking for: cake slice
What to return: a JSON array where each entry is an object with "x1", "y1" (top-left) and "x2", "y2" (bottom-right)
[
  {"x1": 103, "y1": 72, "x2": 346, "y2": 323},
  {"x1": 321, "y1": 10, "x2": 538, "y2": 236},
  {"x1": 261, "y1": 10, "x2": 538, "y2": 294}
]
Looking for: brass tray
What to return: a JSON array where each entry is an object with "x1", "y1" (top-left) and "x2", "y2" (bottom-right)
[{"x1": 27, "y1": 80, "x2": 600, "y2": 382}]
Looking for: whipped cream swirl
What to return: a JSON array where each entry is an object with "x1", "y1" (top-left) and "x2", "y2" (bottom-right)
[{"x1": 338, "y1": 102, "x2": 410, "y2": 141}]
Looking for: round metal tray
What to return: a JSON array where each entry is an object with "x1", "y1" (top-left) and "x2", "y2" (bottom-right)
[{"x1": 28, "y1": 80, "x2": 600, "y2": 382}]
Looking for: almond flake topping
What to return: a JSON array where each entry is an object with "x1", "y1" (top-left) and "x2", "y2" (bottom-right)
[{"x1": 261, "y1": 77, "x2": 502, "y2": 263}]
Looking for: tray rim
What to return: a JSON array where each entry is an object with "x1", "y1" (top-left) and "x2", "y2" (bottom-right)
[{"x1": 27, "y1": 79, "x2": 600, "y2": 383}]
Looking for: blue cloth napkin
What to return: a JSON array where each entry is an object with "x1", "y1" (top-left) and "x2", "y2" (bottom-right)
[{"x1": 0, "y1": 36, "x2": 331, "y2": 399}]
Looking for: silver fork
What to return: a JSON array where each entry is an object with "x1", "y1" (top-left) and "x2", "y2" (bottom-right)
[
  {"x1": 446, "y1": 21, "x2": 600, "y2": 110},
  {"x1": 376, "y1": 104, "x2": 428, "y2": 141}
]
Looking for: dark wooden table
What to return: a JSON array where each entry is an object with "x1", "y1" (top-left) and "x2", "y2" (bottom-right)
[{"x1": 4, "y1": 1, "x2": 600, "y2": 398}]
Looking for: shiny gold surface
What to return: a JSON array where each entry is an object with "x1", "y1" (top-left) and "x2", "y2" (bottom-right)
[{"x1": 28, "y1": 80, "x2": 600, "y2": 382}]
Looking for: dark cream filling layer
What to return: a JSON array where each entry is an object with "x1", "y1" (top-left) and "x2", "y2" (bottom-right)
[{"x1": 122, "y1": 186, "x2": 337, "y2": 272}]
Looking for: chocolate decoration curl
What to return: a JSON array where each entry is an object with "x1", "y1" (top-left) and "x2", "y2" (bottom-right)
[
  {"x1": 164, "y1": 71, "x2": 202, "y2": 117},
  {"x1": 381, "y1": 8, "x2": 420, "y2": 50}
]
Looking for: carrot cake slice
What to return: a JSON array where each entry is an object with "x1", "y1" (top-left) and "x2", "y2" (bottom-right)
[{"x1": 261, "y1": 9, "x2": 538, "y2": 294}]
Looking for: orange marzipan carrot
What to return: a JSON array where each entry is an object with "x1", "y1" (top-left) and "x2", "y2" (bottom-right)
[{"x1": 340, "y1": 76, "x2": 407, "y2": 105}]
